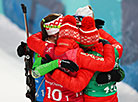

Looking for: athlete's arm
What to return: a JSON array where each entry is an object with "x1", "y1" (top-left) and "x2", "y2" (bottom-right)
[
  {"x1": 78, "y1": 44, "x2": 115, "y2": 72},
  {"x1": 99, "y1": 29, "x2": 123, "y2": 58},
  {"x1": 51, "y1": 69, "x2": 94, "y2": 93},
  {"x1": 27, "y1": 32, "x2": 47, "y2": 57}
]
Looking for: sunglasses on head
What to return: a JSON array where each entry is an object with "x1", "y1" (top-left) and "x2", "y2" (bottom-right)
[{"x1": 73, "y1": 15, "x2": 84, "y2": 22}]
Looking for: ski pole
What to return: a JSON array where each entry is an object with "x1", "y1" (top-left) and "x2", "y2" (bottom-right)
[{"x1": 21, "y1": 4, "x2": 29, "y2": 38}]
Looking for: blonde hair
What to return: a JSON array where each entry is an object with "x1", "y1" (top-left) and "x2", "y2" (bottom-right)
[{"x1": 88, "y1": 5, "x2": 94, "y2": 18}]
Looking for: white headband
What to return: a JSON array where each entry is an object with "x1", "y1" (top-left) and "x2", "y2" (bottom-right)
[{"x1": 43, "y1": 14, "x2": 63, "y2": 35}]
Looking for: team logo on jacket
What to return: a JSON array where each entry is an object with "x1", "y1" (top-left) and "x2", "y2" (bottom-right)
[
  {"x1": 46, "y1": 47, "x2": 53, "y2": 53},
  {"x1": 80, "y1": 52, "x2": 104, "y2": 61}
]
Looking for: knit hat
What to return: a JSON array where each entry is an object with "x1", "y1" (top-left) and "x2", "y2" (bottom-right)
[
  {"x1": 75, "y1": 5, "x2": 94, "y2": 18},
  {"x1": 79, "y1": 16, "x2": 99, "y2": 46},
  {"x1": 43, "y1": 14, "x2": 63, "y2": 35},
  {"x1": 58, "y1": 15, "x2": 80, "y2": 42}
]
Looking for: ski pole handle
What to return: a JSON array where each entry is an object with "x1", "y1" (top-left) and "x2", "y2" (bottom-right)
[
  {"x1": 21, "y1": 4, "x2": 29, "y2": 38},
  {"x1": 21, "y1": 4, "x2": 27, "y2": 13}
]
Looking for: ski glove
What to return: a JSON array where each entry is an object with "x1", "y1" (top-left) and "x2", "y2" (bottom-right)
[
  {"x1": 99, "y1": 39, "x2": 110, "y2": 46},
  {"x1": 32, "y1": 55, "x2": 79, "y2": 78},
  {"x1": 41, "y1": 54, "x2": 53, "y2": 64},
  {"x1": 17, "y1": 41, "x2": 27, "y2": 57},
  {"x1": 96, "y1": 68, "x2": 125, "y2": 84},
  {"x1": 44, "y1": 54, "x2": 79, "y2": 72},
  {"x1": 95, "y1": 19, "x2": 105, "y2": 29},
  {"x1": 60, "y1": 60, "x2": 79, "y2": 72}
]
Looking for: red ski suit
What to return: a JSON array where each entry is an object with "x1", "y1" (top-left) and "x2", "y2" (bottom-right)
[
  {"x1": 50, "y1": 29, "x2": 123, "y2": 102},
  {"x1": 27, "y1": 31, "x2": 115, "y2": 102},
  {"x1": 99, "y1": 29, "x2": 123, "y2": 59}
]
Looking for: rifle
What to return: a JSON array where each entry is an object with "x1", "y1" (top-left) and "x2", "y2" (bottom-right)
[{"x1": 21, "y1": 4, "x2": 36, "y2": 102}]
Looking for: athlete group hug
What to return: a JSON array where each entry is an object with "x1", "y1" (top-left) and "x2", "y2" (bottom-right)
[{"x1": 17, "y1": 5, "x2": 125, "y2": 102}]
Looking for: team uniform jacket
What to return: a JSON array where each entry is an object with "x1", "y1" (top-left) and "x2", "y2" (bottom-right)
[
  {"x1": 99, "y1": 29, "x2": 123, "y2": 59},
  {"x1": 84, "y1": 29, "x2": 123, "y2": 102},
  {"x1": 32, "y1": 53, "x2": 46, "y2": 101},
  {"x1": 51, "y1": 29, "x2": 123, "y2": 102},
  {"x1": 27, "y1": 31, "x2": 115, "y2": 102}
]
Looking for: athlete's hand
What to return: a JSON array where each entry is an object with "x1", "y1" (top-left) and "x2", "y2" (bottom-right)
[
  {"x1": 41, "y1": 54, "x2": 53, "y2": 64},
  {"x1": 96, "y1": 69, "x2": 122, "y2": 84},
  {"x1": 44, "y1": 54, "x2": 79, "y2": 73},
  {"x1": 17, "y1": 41, "x2": 27, "y2": 57},
  {"x1": 60, "y1": 60, "x2": 79, "y2": 72},
  {"x1": 95, "y1": 19, "x2": 105, "y2": 29},
  {"x1": 99, "y1": 39, "x2": 110, "y2": 46}
]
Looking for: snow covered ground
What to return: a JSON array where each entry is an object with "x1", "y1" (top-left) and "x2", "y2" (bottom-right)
[
  {"x1": 0, "y1": 14, "x2": 30, "y2": 102},
  {"x1": 0, "y1": 14, "x2": 138, "y2": 102}
]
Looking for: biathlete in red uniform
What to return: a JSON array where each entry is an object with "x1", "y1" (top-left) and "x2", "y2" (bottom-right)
[{"x1": 28, "y1": 14, "x2": 116, "y2": 102}]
